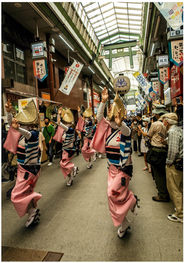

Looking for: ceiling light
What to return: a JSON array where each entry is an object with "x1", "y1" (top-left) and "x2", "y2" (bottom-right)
[
  {"x1": 101, "y1": 81, "x2": 105, "y2": 85},
  {"x1": 88, "y1": 67, "x2": 95, "y2": 74},
  {"x1": 150, "y1": 43, "x2": 155, "y2": 57},
  {"x1": 99, "y1": 86, "x2": 103, "y2": 90},
  {"x1": 52, "y1": 27, "x2": 60, "y2": 32},
  {"x1": 14, "y1": 3, "x2": 22, "y2": 7},
  {"x1": 59, "y1": 35, "x2": 74, "y2": 51},
  {"x1": 151, "y1": 72, "x2": 158, "y2": 75}
]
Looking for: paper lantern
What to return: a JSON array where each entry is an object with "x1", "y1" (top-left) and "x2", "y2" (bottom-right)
[{"x1": 113, "y1": 75, "x2": 130, "y2": 95}]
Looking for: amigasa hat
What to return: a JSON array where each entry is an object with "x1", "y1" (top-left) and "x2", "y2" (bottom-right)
[
  {"x1": 109, "y1": 92, "x2": 125, "y2": 120},
  {"x1": 83, "y1": 107, "x2": 93, "y2": 118},
  {"x1": 15, "y1": 99, "x2": 38, "y2": 124},
  {"x1": 62, "y1": 108, "x2": 74, "y2": 123}
]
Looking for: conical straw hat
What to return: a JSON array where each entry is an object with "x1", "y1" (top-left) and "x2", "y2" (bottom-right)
[
  {"x1": 62, "y1": 108, "x2": 74, "y2": 123},
  {"x1": 83, "y1": 107, "x2": 93, "y2": 117},
  {"x1": 109, "y1": 92, "x2": 125, "y2": 120},
  {"x1": 16, "y1": 99, "x2": 38, "y2": 124}
]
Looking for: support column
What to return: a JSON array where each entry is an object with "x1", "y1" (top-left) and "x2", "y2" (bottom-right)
[
  {"x1": 90, "y1": 76, "x2": 94, "y2": 116},
  {"x1": 160, "y1": 82, "x2": 164, "y2": 104},
  {"x1": 46, "y1": 34, "x2": 55, "y2": 101}
]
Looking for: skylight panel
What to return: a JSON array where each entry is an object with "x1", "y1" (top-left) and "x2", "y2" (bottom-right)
[
  {"x1": 114, "y1": 2, "x2": 127, "y2": 8},
  {"x1": 106, "y1": 20, "x2": 117, "y2": 27},
  {"x1": 90, "y1": 14, "x2": 103, "y2": 23},
  {"x1": 103, "y1": 9, "x2": 115, "y2": 18},
  {"x1": 128, "y1": 15, "x2": 142, "y2": 20},
  {"x1": 104, "y1": 14, "x2": 116, "y2": 23},
  {"x1": 116, "y1": 14, "x2": 129, "y2": 19},
  {"x1": 115, "y1": 8, "x2": 127, "y2": 14},
  {"x1": 128, "y1": 3, "x2": 142, "y2": 9},
  {"x1": 93, "y1": 20, "x2": 104, "y2": 28},
  {"x1": 96, "y1": 29, "x2": 108, "y2": 36},
  {"x1": 108, "y1": 25, "x2": 117, "y2": 31},
  {"x1": 128, "y1": 10, "x2": 142, "y2": 15},
  {"x1": 99, "y1": 33, "x2": 109, "y2": 40},
  {"x1": 94, "y1": 24, "x2": 106, "y2": 32},
  {"x1": 101, "y1": 3, "x2": 114, "y2": 13}
]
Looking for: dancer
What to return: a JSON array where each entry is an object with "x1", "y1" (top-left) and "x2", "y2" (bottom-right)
[
  {"x1": 76, "y1": 106, "x2": 96, "y2": 169},
  {"x1": 91, "y1": 88, "x2": 139, "y2": 238},
  {"x1": 4, "y1": 99, "x2": 41, "y2": 228},
  {"x1": 57, "y1": 107, "x2": 78, "y2": 186}
]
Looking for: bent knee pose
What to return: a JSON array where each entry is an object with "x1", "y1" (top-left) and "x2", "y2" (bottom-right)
[
  {"x1": 57, "y1": 107, "x2": 78, "y2": 187},
  {"x1": 76, "y1": 106, "x2": 96, "y2": 169},
  {"x1": 91, "y1": 88, "x2": 139, "y2": 238},
  {"x1": 4, "y1": 99, "x2": 41, "y2": 228}
]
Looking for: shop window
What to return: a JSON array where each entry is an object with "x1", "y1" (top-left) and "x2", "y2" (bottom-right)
[
  {"x1": 3, "y1": 38, "x2": 27, "y2": 84},
  {"x1": 83, "y1": 92, "x2": 87, "y2": 101}
]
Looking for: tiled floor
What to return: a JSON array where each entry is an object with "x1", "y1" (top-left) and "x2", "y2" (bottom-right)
[{"x1": 2, "y1": 151, "x2": 183, "y2": 261}]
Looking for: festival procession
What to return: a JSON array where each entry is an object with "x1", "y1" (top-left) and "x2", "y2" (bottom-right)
[{"x1": 1, "y1": 2, "x2": 183, "y2": 262}]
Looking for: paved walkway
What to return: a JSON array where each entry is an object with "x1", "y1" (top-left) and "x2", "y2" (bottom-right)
[{"x1": 2, "y1": 151, "x2": 183, "y2": 261}]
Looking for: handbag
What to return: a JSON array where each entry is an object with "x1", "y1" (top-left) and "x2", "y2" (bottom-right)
[
  {"x1": 146, "y1": 147, "x2": 167, "y2": 165},
  {"x1": 174, "y1": 159, "x2": 183, "y2": 171}
]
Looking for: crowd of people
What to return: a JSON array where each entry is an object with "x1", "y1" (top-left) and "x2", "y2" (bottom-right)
[{"x1": 1, "y1": 90, "x2": 183, "y2": 237}]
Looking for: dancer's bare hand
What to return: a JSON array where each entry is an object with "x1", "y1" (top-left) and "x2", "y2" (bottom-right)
[
  {"x1": 58, "y1": 107, "x2": 63, "y2": 115},
  {"x1": 102, "y1": 87, "x2": 109, "y2": 103},
  {"x1": 5, "y1": 99, "x2": 12, "y2": 112},
  {"x1": 12, "y1": 118, "x2": 19, "y2": 130},
  {"x1": 115, "y1": 109, "x2": 122, "y2": 127},
  {"x1": 77, "y1": 106, "x2": 80, "y2": 113}
]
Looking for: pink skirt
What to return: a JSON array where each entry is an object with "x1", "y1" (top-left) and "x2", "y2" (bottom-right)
[
  {"x1": 107, "y1": 164, "x2": 136, "y2": 227},
  {"x1": 11, "y1": 165, "x2": 42, "y2": 218},
  {"x1": 60, "y1": 150, "x2": 74, "y2": 179},
  {"x1": 82, "y1": 137, "x2": 96, "y2": 162}
]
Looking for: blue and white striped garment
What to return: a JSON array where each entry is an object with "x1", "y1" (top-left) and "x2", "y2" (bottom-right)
[
  {"x1": 63, "y1": 127, "x2": 75, "y2": 151},
  {"x1": 84, "y1": 121, "x2": 94, "y2": 139}
]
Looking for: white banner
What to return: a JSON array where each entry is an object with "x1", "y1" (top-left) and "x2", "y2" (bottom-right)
[{"x1": 59, "y1": 60, "x2": 83, "y2": 95}]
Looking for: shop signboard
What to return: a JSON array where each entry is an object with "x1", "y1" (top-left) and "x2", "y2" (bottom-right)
[
  {"x1": 31, "y1": 41, "x2": 47, "y2": 59},
  {"x1": 164, "y1": 88, "x2": 171, "y2": 105},
  {"x1": 158, "y1": 67, "x2": 170, "y2": 84},
  {"x1": 33, "y1": 59, "x2": 48, "y2": 82},
  {"x1": 154, "y1": 2, "x2": 183, "y2": 30},
  {"x1": 157, "y1": 55, "x2": 169, "y2": 67},
  {"x1": 152, "y1": 81, "x2": 159, "y2": 93},
  {"x1": 170, "y1": 64, "x2": 183, "y2": 98},
  {"x1": 88, "y1": 90, "x2": 100, "y2": 109},
  {"x1": 133, "y1": 71, "x2": 151, "y2": 94},
  {"x1": 169, "y1": 39, "x2": 183, "y2": 66},
  {"x1": 59, "y1": 60, "x2": 83, "y2": 95},
  {"x1": 6, "y1": 93, "x2": 21, "y2": 102}
]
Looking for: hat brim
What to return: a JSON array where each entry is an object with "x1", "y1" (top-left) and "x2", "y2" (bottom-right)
[
  {"x1": 16, "y1": 100, "x2": 38, "y2": 124},
  {"x1": 152, "y1": 109, "x2": 168, "y2": 115}
]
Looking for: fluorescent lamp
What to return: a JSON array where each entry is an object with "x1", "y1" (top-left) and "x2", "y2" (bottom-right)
[
  {"x1": 151, "y1": 71, "x2": 158, "y2": 75},
  {"x1": 150, "y1": 77, "x2": 158, "y2": 81},
  {"x1": 88, "y1": 67, "x2": 95, "y2": 74},
  {"x1": 59, "y1": 35, "x2": 74, "y2": 51},
  {"x1": 99, "y1": 86, "x2": 103, "y2": 90},
  {"x1": 150, "y1": 43, "x2": 155, "y2": 57},
  {"x1": 164, "y1": 88, "x2": 171, "y2": 94},
  {"x1": 109, "y1": 89, "x2": 111, "y2": 92},
  {"x1": 101, "y1": 81, "x2": 105, "y2": 85}
]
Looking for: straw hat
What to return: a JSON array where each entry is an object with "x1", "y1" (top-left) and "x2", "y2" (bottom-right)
[
  {"x1": 16, "y1": 99, "x2": 38, "y2": 124},
  {"x1": 83, "y1": 107, "x2": 93, "y2": 118},
  {"x1": 62, "y1": 108, "x2": 74, "y2": 123},
  {"x1": 109, "y1": 92, "x2": 125, "y2": 120}
]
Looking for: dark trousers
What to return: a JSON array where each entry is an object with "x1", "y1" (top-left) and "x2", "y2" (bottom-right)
[
  {"x1": 46, "y1": 141, "x2": 54, "y2": 162},
  {"x1": 138, "y1": 136, "x2": 142, "y2": 153},
  {"x1": 133, "y1": 140, "x2": 137, "y2": 152},
  {"x1": 151, "y1": 155, "x2": 169, "y2": 199}
]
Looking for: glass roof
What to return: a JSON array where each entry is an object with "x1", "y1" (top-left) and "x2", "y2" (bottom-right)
[{"x1": 73, "y1": 2, "x2": 144, "y2": 91}]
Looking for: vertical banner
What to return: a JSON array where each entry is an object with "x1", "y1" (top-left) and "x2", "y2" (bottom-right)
[
  {"x1": 135, "y1": 92, "x2": 146, "y2": 108},
  {"x1": 154, "y1": 2, "x2": 183, "y2": 30},
  {"x1": 133, "y1": 71, "x2": 151, "y2": 94},
  {"x1": 169, "y1": 40, "x2": 183, "y2": 66},
  {"x1": 152, "y1": 81, "x2": 160, "y2": 93},
  {"x1": 59, "y1": 60, "x2": 83, "y2": 95},
  {"x1": 33, "y1": 59, "x2": 48, "y2": 82},
  {"x1": 158, "y1": 67, "x2": 170, "y2": 84}
]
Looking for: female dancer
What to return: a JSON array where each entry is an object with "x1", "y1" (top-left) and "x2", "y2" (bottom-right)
[
  {"x1": 91, "y1": 88, "x2": 139, "y2": 238},
  {"x1": 76, "y1": 106, "x2": 96, "y2": 169},
  {"x1": 4, "y1": 99, "x2": 41, "y2": 228},
  {"x1": 57, "y1": 107, "x2": 78, "y2": 186}
]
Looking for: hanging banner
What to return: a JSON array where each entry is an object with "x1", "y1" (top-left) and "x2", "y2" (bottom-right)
[
  {"x1": 33, "y1": 59, "x2": 48, "y2": 82},
  {"x1": 59, "y1": 60, "x2": 83, "y2": 95},
  {"x1": 133, "y1": 71, "x2": 151, "y2": 94},
  {"x1": 152, "y1": 81, "x2": 160, "y2": 93},
  {"x1": 158, "y1": 67, "x2": 170, "y2": 84},
  {"x1": 135, "y1": 92, "x2": 146, "y2": 106},
  {"x1": 154, "y1": 2, "x2": 183, "y2": 30},
  {"x1": 168, "y1": 40, "x2": 183, "y2": 66}
]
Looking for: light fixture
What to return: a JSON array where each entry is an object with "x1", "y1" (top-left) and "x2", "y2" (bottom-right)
[
  {"x1": 52, "y1": 27, "x2": 60, "y2": 32},
  {"x1": 164, "y1": 87, "x2": 171, "y2": 94},
  {"x1": 14, "y1": 3, "x2": 22, "y2": 7},
  {"x1": 151, "y1": 71, "x2": 158, "y2": 75},
  {"x1": 88, "y1": 67, "x2": 95, "y2": 74},
  {"x1": 101, "y1": 81, "x2": 105, "y2": 85},
  {"x1": 109, "y1": 88, "x2": 112, "y2": 92},
  {"x1": 99, "y1": 86, "x2": 103, "y2": 90},
  {"x1": 150, "y1": 43, "x2": 155, "y2": 57},
  {"x1": 150, "y1": 77, "x2": 159, "y2": 81},
  {"x1": 59, "y1": 35, "x2": 74, "y2": 51}
]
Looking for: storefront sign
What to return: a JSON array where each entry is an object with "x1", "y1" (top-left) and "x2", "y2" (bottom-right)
[
  {"x1": 135, "y1": 92, "x2": 146, "y2": 107},
  {"x1": 33, "y1": 59, "x2": 48, "y2": 82},
  {"x1": 133, "y1": 71, "x2": 151, "y2": 94},
  {"x1": 59, "y1": 60, "x2": 83, "y2": 95},
  {"x1": 169, "y1": 39, "x2": 183, "y2": 66},
  {"x1": 158, "y1": 67, "x2": 170, "y2": 84},
  {"x1": 31, "y1": 41, "x2": 47, "y2": 59},
  {"x1": 157, "y1": 55, "x2": 169, "y2": 67},
  {"x1": 164, "y1": 88, "x2": 171, "y2": 105},
  {"x1": 170, "y1": 64, "x2": 183, "y2": 98},
  {"x1": 6, "y1": 93, "x2": 21, "y2": 102},
  {"x1": 152, "y1": 81, "x2": 159, "y2": 93},
  {"x1": 154, "y1": 2, "x2": 183, "y2": 30},
  {"x1": 88, "y1": 90, "x2": 100, "y2": 108}
]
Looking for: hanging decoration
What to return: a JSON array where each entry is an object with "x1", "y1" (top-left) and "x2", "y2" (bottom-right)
[
  {"x1": 168, "y1": 39, "x2": 183, "y2": 66},
  {"x1": 133, "y1": 71, "x2": 151, "y2": 94},
  {"x1": 152, "y1": 81, "x2": 160, "y2": 93},
  {"x1": 33, "y1": 59, "x2": 48, "y2": 82},
  {"x1": 135, "y1": 92, "x2": 146, "y2": 107},
  {"x1": 158, "y1": 67, "x2": 170, "y2": 84},
  {"x1": 113, "y1": 75, "x2": 130, "y2": 95},
  {"x1": 59, "y1": 60, "x2": 83, "y2": 95},
  {"x1": 154, "y1": 2, "x2": 183, "y2": 30}
]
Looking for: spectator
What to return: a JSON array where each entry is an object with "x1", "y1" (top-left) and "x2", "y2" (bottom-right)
[
  {"x1": 162, "y1": 113, "x2": 183, "y2": 223},
  {"x1": 2, "y1": 119, "x2": 9, "y2": 182},
  {"x1": 43, "y1": 117, "x2": 55, "y2": 166},
  {"x1": 131, "y1": 118, "x2": 138, "y2": 153},
  {"x1": 137, "y1": 114, "x2": 143, "y2": 157},
  {"x1": 148, "y1": 104, "x2": 170, "y2": 202}
]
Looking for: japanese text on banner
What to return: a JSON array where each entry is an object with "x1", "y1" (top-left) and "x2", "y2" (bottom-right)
[
  {"x1": 133, "y1": 71, "x2": 151, "y2": 94},
  {"x1": 59, "y1": 60, "x2": 83, "y2": 95},
  {"x1": 33, "y1": 59, "x2": 48, "y2": 82}
]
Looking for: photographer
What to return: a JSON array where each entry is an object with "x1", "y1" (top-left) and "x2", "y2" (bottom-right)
[{"x1": 131, "y1": 118, "x2": 138, "y2": 153}]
